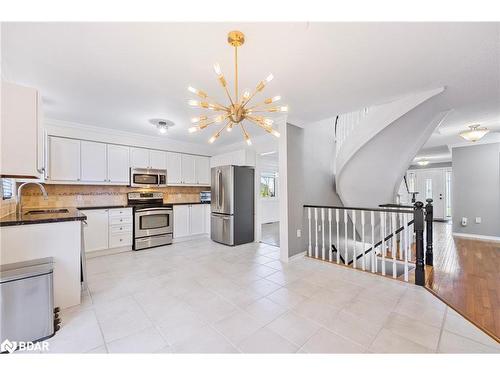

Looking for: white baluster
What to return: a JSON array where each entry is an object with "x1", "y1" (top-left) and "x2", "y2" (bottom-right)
[
  {"x1": 403, "y1": 212, "x2": 409, "y2": 282},
  {"x1": 321, "y1": 208, "x2": 326, "y2": 260},
  {"x1": 380, "y1": 211, "x2": 386, "y2": 276},
  {"x1": 370, "y1": 211, "x2": 375, "y2": 273},
  {"x1": 361, "y1": 211, "x2": 366, "y2": 271},
  {"x1": 391, "y1": 212, "x2": 397, "y2": 279},
  {"x1": 307, "y1": 207, "x2": 312, "y2": 257},
  {"x1": 336, "y1": 209, "x2": 340, "y2": 264},
  {"x1": 314, "y1": 208, "x2": 318, "y2": 258},
  {"x1": 344, "y1": 210, "x2": 348, "y2": 265},
  {"x1": 398, "y1": 212, "x2": 403, "y2": 260},
  {"x1": 352, "y1": 210, "x2": 357, "y2": 269},
  {"x1": 328, "y1": 209, "x2": 332, "y2": 262}
]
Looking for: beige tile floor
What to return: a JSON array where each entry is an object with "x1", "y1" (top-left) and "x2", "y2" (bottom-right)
[{"x1": 41, "y1": 238, "x2": 500, "y2": 353}]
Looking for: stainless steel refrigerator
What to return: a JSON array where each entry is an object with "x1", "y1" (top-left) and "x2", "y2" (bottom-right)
[{"x1": 211, "y1": 165, "x2": 254, "y2": 246}]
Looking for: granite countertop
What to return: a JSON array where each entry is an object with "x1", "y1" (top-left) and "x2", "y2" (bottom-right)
[
  {"x1": 0, "y1": 208, "x2": 87, "y2": 227},
  {"x1": 77, "y1": 202, "x2": 211, "y2": 210}
]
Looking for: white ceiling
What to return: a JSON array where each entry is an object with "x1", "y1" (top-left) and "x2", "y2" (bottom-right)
[{"x1": 2, "y1": 22, "x2": 499, "y2": 149}]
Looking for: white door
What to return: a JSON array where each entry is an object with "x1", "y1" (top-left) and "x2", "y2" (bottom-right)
[
  {"x1": 190, "y1": 204, "x2": 205, "y2": 235},
  {"x1": 83, "y1": 209, "x2": 109, "y2": 252},
  {"x1": 173, "y1": 205, "x2": 190, "y2": 238},
  {"x1": 48, "y1": 137, "x2": 81, "y2": 181},
  {"x1": 416, "y1": 169, "x2": 446, "y2": 219},
  {"x1": 80, "y1": 141, "x2": 107, "y2": 182},
  {"x1": 195, "y1": 156, "x2": 210, "y2": 185},
  {"x1": 166, "y1": 152, "x2": 182, "y2": 184},
  {"x1": 150, "y1": 150, "x2": 167, "y2": 170},
  {"x1": 130, "y1": 147, "x2": 150, "y2": 168},
  {"x1": 181, "y1": 154, "x2": 196, "y2": 184},
  {"x1": 107, "y1": 144, "x2": 130, "y2": 183}
]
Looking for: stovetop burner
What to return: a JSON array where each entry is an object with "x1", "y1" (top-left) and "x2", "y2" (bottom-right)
[{"x1": 127, "y1": 192, "x2": 166, "y2": 207}]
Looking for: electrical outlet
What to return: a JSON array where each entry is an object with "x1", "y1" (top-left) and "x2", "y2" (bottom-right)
[
  {"x1": 461, "y1": 217, "x2": 468, "y2": 226},
  {"x1": 475, "y1": 217, "x2": 482, "y2": 224},
  {"x1": 297, "y1": 229, "x2": 301, "y2": 238}
]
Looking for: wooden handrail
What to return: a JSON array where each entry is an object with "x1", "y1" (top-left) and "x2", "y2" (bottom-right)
[{"x1": 303, "y1": 204, "x2": 414, "y2": 215}]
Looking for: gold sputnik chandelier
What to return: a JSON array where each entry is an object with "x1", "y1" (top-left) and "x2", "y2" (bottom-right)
[{"x1": 187, "y1": 30, "x2": 288, "y2": 145}]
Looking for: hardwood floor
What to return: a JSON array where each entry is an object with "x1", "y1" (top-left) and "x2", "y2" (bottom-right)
[{"x1": 425, "y1": 222, "x2": 500, "y2": 342}]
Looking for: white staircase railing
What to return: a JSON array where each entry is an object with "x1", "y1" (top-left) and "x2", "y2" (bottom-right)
[
  {"x1": 335, "y1": 107, "x2": 371, "y2": 157},
  {"x1": 303, "y1": 202, "x2": 433, "y2": 285}
]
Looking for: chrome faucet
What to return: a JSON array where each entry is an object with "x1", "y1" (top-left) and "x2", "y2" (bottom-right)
[{"x1": 17, "y1": 182, "x2": 48, "y2": 215}]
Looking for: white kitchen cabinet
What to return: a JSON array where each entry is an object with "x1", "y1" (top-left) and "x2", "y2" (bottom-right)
[
  {"x1": 190, "y1": 204, "x2": 205, "y2": 235},
  {"x1": 48, "y1": 136, "x2": 81, "y2": 181},
  {"x1": 83, "y1": 209, "x2": 109, "y2": 252},
  {"x1": 108, "y1": 208, "x2": 133, "y2": 248},
  {"x1": 107, "y1": 144, "x2": 130, "y2": 183},
  {"x1": 173, "y1": 205, "x2": 190, "y2": 238},
  {"x1": 166, "y1": 152, "x2": 182, "y2": 184},
  {"x1": 181, "y1": 154, "x2": 196, "y2": 184},
  {"x1": 130, "y1": 147, "x2": 150, "y2": 169},
  {"x1": 81, "y1": 141, "x2": 107, "y2": 182},
  {"x1": 1, "y1": 81, "x2": 43, "y2": 178},
  {"x1": 204, "y1": 204, "x2": 211, "y2": 234},
  {"x1": 150, "y1": 150, "x2": 167, "y2": 170},
  {"x1": 195, "y1": 156, "x2": 211, "y2": 185}
]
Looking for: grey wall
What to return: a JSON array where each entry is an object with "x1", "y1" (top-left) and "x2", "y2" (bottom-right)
[
  {"x1": 285, "y1": 119, "x2": 344, "y2": 257},
  {"x1": 452, "y1": 143, "x2": 500, "y2": 237}
]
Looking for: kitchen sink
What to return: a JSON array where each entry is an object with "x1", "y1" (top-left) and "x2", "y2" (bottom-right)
[{"x1": 25, "y1": 209, "x2": 69, "y2": 215}]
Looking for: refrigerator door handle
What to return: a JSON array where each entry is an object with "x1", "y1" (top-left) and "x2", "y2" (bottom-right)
[{"x1": 218, "y1": 169, "x2": 223, "y2": 210}]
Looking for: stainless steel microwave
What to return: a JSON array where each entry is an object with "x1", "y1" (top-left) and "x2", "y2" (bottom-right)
[{"x1": 130, "y1": 168, "x2": 167, "y2": 188}]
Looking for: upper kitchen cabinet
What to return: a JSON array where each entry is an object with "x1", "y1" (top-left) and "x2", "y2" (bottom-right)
[
  {"x1": 166, "y1": 152, "x2": 182, "y2": 184},
  {"x1": 130, "y1": 147, "x2": 150, "y2": 169},
  {"x1": 149, "y1": 150, "x2": 167, "y2": 170},
  {"x1": 195, "y1": 156, "x2": 210, "y2": 185},
  {"x1": 81, "y1": 141, "x2": 107, "y2": 182},
  {"x1": 1, "y1": 81, "x2": 44, "y2": 178},
  {"x1": 48, "y1": 136, "x2": 81, "y2": 181},
  {"x1": 107, "y1": 144, "x2": 130, "y2": 183},
  {"x1": 181, "y1": 154, "x2": 196, "y2": 184},
  {"x1": 130, "y1": 147, "x2": 166, "y2": 170}
]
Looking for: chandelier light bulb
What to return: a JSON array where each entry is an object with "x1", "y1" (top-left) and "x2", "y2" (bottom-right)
[
  {"x1": 265, "y1": 74, "x2": 274, "y2": 83},
  {"x1": 214, "y1": 114, "x2": 225, "y2": 122},
  {"x1": 187, "y1": 86, "x2": 197, "y2": 94},
  {"x1": 263, "y1": 118, "x2": 274, "y2": 126},
  {"x1": 270, "y1": 129, "x2": 280, "y2": 138},
  {"x1": 208, "y1": 135, "x2": 217, "y2": 144},
  {"x1": 243, "y1": 91, "x2": 250, "y2": 100},
  {"x1": 245, "y1": 135, "x2": 252, "y2": 146},
  {"x1": 188, "y1": 127, "x2": 199, "y2": 133},
  {"x1": 213, "y1": 63, "x2": 222, "y2": 77},
  {"x1": 279, "y1": 106, "x2": 288, "y2": 112},
  {"x1": 188, "y1": 99, "x2": 200, "y2": 107},
  {"x1": 191, "y1": 116, "x2": 207, "y2": 123}
]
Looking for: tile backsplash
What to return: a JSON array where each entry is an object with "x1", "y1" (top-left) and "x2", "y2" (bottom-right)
[{"x1": 4, "y1": 184, "x2": 209, "y2": 214}]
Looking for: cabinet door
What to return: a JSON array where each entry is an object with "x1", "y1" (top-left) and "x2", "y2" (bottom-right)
[
  {"x1": 130, "y1": 147, "x2": 150, "y2": 168},
  {"x1": 81, "y1": 141, "x2": 107, "y2": 182},
  {"x1": 173, "y1": 205, "x2": 190, "y2": 238},
  {"x1": 83, "y1": 209, "x2": 109, "y2": 252},
  {"x1": 0, "y1": 82, "x2": 40, "y2": 178},
  {"x1": 48, "y1": 137, "x2": 81, "y2": 181},
  {"x1": 195, "y1": 156, "x2": 210, "y2": 185},
  {"x1": 166, "y1": 152, "x2": 182, "y2": 184},
  {"x1": 150, "y1": 150, "x2": 167, "y2": 170},
  {"x1": 204, "y1": 204, "x2": 211, "y2": 234},
  {"x1": 107, "y1": 144, "x2": 130, "y2": 183},
  {"x1": 190, "y1": 204, "x2": 205, "y2": 235},
  {"x1": 181, "y1": 154, "x2": 196, "y2": 184}
]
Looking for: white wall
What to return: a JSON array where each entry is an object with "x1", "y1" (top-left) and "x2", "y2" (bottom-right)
[{"x1": 261, "y1": 199, "x2": 280, "y2": 223}]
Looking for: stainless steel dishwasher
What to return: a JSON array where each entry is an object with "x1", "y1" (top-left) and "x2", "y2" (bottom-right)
[{"x1": 0, "y1": 257, "x2": 59, "y2": 351}]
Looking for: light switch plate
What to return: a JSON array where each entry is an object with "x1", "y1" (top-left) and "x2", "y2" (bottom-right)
[
  {"x1": 475, "y1": 217, "x2": 482, "y2": 224},
  {"x1": 297, "y1": 229, "x2": 301, "y2": 238}
]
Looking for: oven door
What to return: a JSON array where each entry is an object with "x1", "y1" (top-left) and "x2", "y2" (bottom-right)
[{"x1": 134, "y1": 208, "x2": 173, "y2": 238}]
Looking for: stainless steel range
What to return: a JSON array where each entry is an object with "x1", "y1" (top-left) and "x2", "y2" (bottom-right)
[{"x1": 128, "y1": 192, "x2": 173, "y2": 250}]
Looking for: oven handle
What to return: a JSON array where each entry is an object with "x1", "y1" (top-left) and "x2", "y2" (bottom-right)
[{"x1": 135, "y1": 207, "x2": 173, "y2": 213}]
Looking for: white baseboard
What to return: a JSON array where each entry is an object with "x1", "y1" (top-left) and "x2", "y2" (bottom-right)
[
  {"x1": 85, "y1": 245, "x2": 132, "y2": 258},
  {"x1": 172, "y1": 233, "x2": 209, "y2": 243},
  {"x1": 452, "y1": 232, "x2": 500, "y2": 243},
  {"x1": 286, "y1": 250, "x2": 306, "y2": 262}
]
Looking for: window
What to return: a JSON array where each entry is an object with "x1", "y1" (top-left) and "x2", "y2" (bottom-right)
[
  {"x1": 1, "y1": 178, "x2": 14, "y2": 200},
  {"x1": 260, "y1": 173, "x2": 277, "y2": 198},
  {"x1": 425, "y1": 178, "x2": 433, "y2": 200},
  {"x1": 445, "y1": 170, "x2": 452, "y2": 217}
]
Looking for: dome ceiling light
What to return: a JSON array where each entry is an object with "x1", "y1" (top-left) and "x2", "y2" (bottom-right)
[
  {"x1": 187, "y1": 30, "x2": 287, "y2": 145},
  {"x1": 459, "y1": 124, "x2": 489, "y2": 142}
]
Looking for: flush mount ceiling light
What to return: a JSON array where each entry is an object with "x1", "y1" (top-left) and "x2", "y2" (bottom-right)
[
  {"x1": 417, "y1": 160, "x2": 429, "y2": 166},
  {"x1": 459, "y1": 124, "x2": 490, "y2": 142},
  {"x1": 150, "y1": 119, "x2": 174, "y2": 135},
  {"x1": 187, "y1": 30, "x2": 287, "y2": 145}
]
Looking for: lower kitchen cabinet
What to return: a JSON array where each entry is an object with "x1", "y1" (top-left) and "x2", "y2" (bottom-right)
[
  {"x1": 83, "y1": 209, "x2": 109, "y2": 252},
  {"x1": 83, "y1": 208, "x2": 132, "y2": 252},
  {"x1": 173, "y1": 204, "x2": 211, "y2": 239}
]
